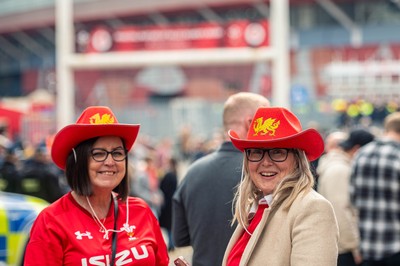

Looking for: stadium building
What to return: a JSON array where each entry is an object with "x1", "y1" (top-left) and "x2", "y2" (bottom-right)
[{"x1": 0, "y1": 0, "x2": 399, "y2": 143}]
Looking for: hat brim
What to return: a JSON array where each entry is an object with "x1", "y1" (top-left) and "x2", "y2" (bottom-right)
[
  {"x1": 229, "y1": 128, "x2": 324, "y2": 162},
  {"x1": 51, "y1": 123, "x2": 140, "y2": 170}
]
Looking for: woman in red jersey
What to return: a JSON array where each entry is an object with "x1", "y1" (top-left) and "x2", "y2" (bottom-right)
[
  {"x1": 24, "y1": 106, "x2": 169, "y2": 266},
  {"x1": 223, "y1": 107, "x2": 339, "y2": 266}
]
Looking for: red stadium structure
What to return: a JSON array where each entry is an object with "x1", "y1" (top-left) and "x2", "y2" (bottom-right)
[{"x1": 0, "y1": 0, "x2": 399, "y2": 142}]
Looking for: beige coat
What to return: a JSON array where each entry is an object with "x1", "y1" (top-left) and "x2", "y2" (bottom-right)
[
  {"x1": 317, "y1": 150, "x2": 360, "y2": 254},
  {"x1": 222, "y1": 190, "x2": 339, "y2": 266}
]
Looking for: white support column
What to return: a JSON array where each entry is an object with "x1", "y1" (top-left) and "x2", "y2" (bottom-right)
[
  {"x1": 271, "y1": 0, "x2": 290, "y2": 108},
  {"x1": 53, "y1": 0, "x2": 290, "y2": 126},
  {"x1": 68, "y1": 48, "x2": 275, "y2": 68},
  {"x1": 55, "y1": 0, "x2": 75, "y2": 129}
]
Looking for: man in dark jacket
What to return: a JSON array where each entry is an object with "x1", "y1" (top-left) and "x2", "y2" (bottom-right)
[{"x1": 172, "y1": 92, "x2": 270, "y2": 266}]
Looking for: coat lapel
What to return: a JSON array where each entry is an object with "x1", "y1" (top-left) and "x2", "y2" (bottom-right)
[{"x1": 240, "y1": 199, "x2": 284, "y2": 265}]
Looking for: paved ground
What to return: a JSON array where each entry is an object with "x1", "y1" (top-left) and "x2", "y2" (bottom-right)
[
  {"x1": 161, "y1": 228, "x2": 193, "y2": 265},
  {"x1": 168, "y1": 246, "x2": 193, "y2": 265},
  {"x1": 165, "y1": 161, "x2": 193, "y2": 265}
]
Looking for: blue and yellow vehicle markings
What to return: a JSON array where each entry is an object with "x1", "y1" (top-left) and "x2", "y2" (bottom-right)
[{"x1": 0, "y1": 192, "x2": 48, "y2": 266}]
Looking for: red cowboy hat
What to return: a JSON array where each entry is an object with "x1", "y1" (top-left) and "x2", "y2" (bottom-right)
[
  {"x1": 229, "y1": 107, "x2": 324, "y2": 161},
  {"x1": 51, "y1": 106, "x2": 140, "y2": 170}
]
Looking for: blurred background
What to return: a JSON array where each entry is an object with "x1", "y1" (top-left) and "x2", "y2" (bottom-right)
[
  {"x1": 0, "y1": 0, "x2": 399, "y2": 151},
  {"x1": 1, "y1": 1, "x2": 400, "y2": 265}
]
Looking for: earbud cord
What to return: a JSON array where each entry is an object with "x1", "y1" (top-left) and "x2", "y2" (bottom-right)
[{"x1": 86, "y1": 193, "x2": 129, "y2": 240}]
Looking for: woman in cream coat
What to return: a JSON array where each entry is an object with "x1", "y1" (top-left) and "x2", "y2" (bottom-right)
[{"x1": 222, "y1": 107, "x2": 339, "y2": 266}]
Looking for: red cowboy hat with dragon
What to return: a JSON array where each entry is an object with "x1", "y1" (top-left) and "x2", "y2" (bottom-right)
[
  {"x1": 51, "y1": 106, "x2": 140, "y2": 170},
  {"x1": 229, "y1": 107, "x2": 324, "y2": 161}
]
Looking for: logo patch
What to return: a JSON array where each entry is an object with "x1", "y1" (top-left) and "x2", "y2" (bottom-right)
[
  {"x1": 121, "y1": 223, "x2": 137, "y2": 241},
  {"x1": 253, "y1": 117, "x2": 280, "y2": 136},
  {"x1": 75, "y1": 231, "x2": 93, "y2": 240},
  {"x1": 89, "y1": 113, "x2": 115, "y2": 125}
]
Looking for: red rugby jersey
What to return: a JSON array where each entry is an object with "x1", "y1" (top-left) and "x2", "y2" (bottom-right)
[{"x1": 25, "y1": 192, "x2": 169, "y2": 266}]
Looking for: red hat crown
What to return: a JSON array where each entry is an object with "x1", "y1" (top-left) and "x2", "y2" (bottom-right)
[
  {"x1": 247, "y1": 108, "x2": 302, "y2": 141},
  {"x1": 229, "y1": 107, "x2": 324, "y2": 161},
  {"x1": 51, "y1": 106, "x2": 140, "y2": 170},
  {"x1": 76, "y1": 107, "x2": 118, "y2": 125}
]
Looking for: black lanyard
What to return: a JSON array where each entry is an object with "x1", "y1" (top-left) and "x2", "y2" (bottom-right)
[{"x1": 110, "y1": 195, "x2": 118, "y2": 266}]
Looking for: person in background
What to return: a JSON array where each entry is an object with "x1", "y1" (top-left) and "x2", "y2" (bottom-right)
[
  {"x1": 24, "y1": 106, "x2": 169, "y2": 266},
  {"x1": 350, "y1": 112, "x2": 400, "y2": 266},
  {"x1": 324, "y1": 131, "x2": 349, "y2": 154},
  {"x1": 318, "y1": 128, "x2": 375, "y2": 266},
  {"x1": 159, "y1": 157, "x2": 178, "y2": 251},
  {"x1": 172, "y1": 92, "x2": 270, "y2": 266},
  {"x1": 0, "y1": 128, "x2": 12, "y2": 168},
  {"x1": 19, "y1": 144, "x2": 67, "y2": 202},
  {"x1": 130, "y1": 153, "x2": 164, "y2": 218},
  {"x1": 0, "y1": 145, "x2": 22, "y2": 193},
  {"x1": 312, "y1": 130, "x2": 348, "y2": 188},
  {"x1": 222, "y1": 107, "x2": 339, "y2": 266}
]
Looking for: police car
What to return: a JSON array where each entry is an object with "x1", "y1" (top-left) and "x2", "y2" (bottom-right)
[{"x1": 0, "y1": 191, "x2": 48, "y2": 266}]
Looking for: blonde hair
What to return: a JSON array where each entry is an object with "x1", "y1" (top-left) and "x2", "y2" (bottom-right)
[
  {"x1": 384, "y1": 111, "x2": 400, "y2": 134},
  {"x1": 231, "y1": 149, "x2": 315, "y2": 228}
]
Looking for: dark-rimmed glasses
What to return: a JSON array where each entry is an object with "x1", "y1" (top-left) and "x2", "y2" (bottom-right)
[
  {"x1": 245, "y1": 148, "x2": 290, "y2": 162},
  {"x1": 91, "y1": 148, "x2": 128, "y2": 162}
]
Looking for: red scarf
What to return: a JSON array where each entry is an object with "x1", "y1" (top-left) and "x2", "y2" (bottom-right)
[{"x1": 227, "y1": 203, "x2": 269, "y2": 266}]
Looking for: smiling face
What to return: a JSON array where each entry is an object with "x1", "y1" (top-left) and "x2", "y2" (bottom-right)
[
  {"x1": 247, "y1": 148, "x2": 297, "y2": 195},
  {"x1": 88, "y1": 136, "x2": 126, "y2": 194}
]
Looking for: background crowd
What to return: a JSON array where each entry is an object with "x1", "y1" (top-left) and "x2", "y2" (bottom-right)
[{"x1": 0, "y1": 95, "x2": 399, "y2": 266}]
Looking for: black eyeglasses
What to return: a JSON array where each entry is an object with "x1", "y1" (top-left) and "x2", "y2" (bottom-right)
[
  {"x1": 91, "y1": 148, "x2": 128, "y2": 162},
  {"x1": 245, "y1": 148, "x2": 290, "y2": 162}
]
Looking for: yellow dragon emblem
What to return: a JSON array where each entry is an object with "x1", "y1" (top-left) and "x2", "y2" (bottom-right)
[
  {"x1": 253, "y1": 117, "x2": 280, "y2": 136},
  {"x1": 89, "y1": 113, "x2": 115, "y2": 125}
]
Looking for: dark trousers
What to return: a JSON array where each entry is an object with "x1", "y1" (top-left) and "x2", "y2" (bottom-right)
[
  {"x1": 361, "y1": 252, "x2": 400, "y2": 266},
  {"x1": 338, "y1": 252, "x2": 357, "y2": 266}
]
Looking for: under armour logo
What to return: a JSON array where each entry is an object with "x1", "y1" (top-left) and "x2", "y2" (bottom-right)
[{"x1": 75, "y1": 231, "x2": 93, "y2": 240}]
